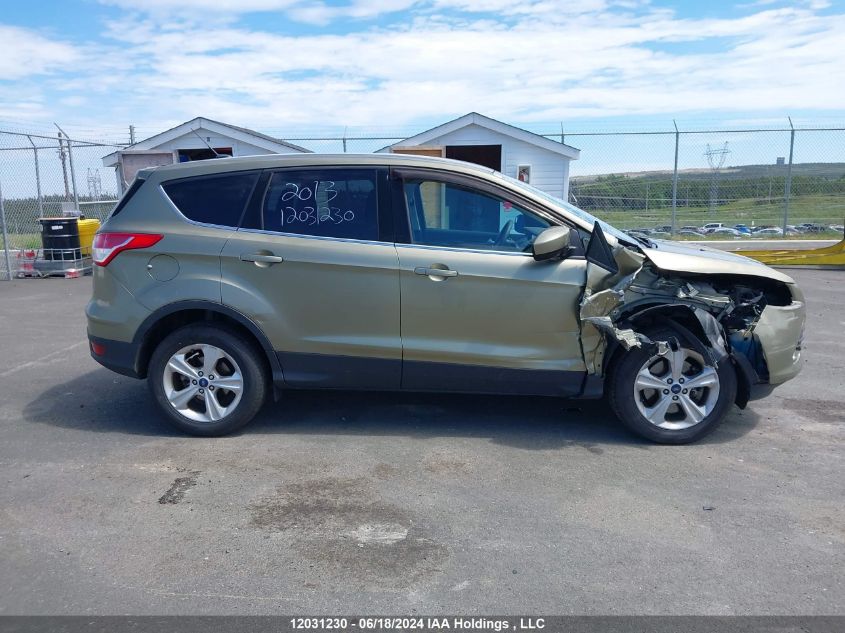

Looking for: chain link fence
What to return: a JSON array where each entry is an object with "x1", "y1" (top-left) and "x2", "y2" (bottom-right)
[{"x1": 2, "y1": 123, "x2": 844, "y2": 279}]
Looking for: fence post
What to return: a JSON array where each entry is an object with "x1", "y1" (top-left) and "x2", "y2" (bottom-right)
[
  {"x1": 28, "y1": 136, "x2": 44, "y2": 216},
  {"x1": 782, "y1": 117, "x2": 795, "y2": 235},
  {"x1": 670, "y1": 120, "x2": 680, "y2": 234},
  {"x1": 342, "y1": 127, "x2": 348, "y2": 153},
  {"x1": 55, "y1": 124, "x2": 80, "y2": 212},
  {"x1": 0, "y1": 176, "x2": 12, "y2": 280}
]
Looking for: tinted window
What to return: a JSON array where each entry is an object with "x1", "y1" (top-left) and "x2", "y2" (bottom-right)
[
  {"x1": 404, "y1": 179, "x2": 550, "y2": 252},
  {"x1": 162, "y1": 172, "x2": 259, "y2": 227},
  {"x1": 262, "y1": 169, "x2": 378, "y2": 241}
]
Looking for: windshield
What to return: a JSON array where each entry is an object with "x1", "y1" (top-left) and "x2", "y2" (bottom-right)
[{"x1": 500, "y1": 173, "x2": 636, "y2": 245}]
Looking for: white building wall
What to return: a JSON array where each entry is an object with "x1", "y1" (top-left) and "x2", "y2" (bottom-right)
[{"x1": 424, "y1": 123, "x2": 571, "y2": 200}]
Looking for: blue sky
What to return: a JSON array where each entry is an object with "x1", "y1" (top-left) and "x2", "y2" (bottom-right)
[{"x1": 0, "y1": 0, "x2": 843, "y2": 143}]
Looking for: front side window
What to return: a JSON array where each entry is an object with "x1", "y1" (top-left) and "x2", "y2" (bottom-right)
[
  {"x1": 403, "y1": 179, "x2": 550, "y2": 252},
  {"x1": 262, "y1": 169, "x2": 379, "y2": 241},
  {"x1": 162, "y1": 172, "x2": 258, "y2": 227}
]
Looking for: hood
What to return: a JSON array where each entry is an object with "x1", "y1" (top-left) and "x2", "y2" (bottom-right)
[{"x1": 639, "y1": 240, "x2": 795, "y2": 284}]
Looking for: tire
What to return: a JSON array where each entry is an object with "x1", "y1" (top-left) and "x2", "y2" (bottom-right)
[
  {"x1": 147, "y1": 324, "x2": 268, "y2": 436},
  {"x1": 608, "y1": 324, "x2": 736, "y2": 444}
]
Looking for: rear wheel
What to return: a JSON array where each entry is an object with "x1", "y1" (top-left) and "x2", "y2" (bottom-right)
[
  {"x1": 148, "y1": 325, "x2": 268, "y2": 436},
  {"x1": 608, "y1": 325, "x2": 736, "y2": 444}
]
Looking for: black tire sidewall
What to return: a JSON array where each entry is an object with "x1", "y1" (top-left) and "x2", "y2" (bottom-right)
[
  {"x1": 148, "y1": 325, "x2": 268, "y2": 436},
  {"x1": 609, "y1": 326, "x2": 737, "y2": 444}
]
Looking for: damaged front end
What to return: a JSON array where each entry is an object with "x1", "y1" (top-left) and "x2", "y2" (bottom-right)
[{"x1": 579, "y1": 223, "x2": 805, "y2": 407}]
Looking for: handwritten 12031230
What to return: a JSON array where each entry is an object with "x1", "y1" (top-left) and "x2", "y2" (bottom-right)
[{"x1": 279, "y1": 180, "x2": 357, "y2": 226}]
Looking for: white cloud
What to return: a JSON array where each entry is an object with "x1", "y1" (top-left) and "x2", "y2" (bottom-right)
[
  {"x1": 5, "y1": 1, "x2": 845, "y2": 129},
  {"x1": 0, "y1": 25, "x2": 80, "y2": 80}
]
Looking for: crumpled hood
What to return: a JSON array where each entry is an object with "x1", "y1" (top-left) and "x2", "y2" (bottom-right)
[{"x1": 639, "y1": 239, "x2": 795, "y2": 284}]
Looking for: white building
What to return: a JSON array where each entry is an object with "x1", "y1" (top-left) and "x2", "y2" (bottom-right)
[
  {"x1": 380, "y1": 112, "x2": 580, "y2": 201},
  {"x1": 102, "y1": 117, "x2": 310, "y2": 193}
]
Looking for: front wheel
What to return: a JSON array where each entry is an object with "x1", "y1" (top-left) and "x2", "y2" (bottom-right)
[
  {"x1": 148, "y1": 325, "x2": 268, "y2": 436},
  {"x1": 608, "y1": 326, "x2": 736, "y2": 444}
]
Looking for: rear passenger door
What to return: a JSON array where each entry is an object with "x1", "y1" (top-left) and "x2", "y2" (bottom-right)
[{"x1": 220, "y1": 167, "x2": 402, "y2": 389}]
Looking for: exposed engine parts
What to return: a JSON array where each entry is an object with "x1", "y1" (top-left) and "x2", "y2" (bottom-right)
[{"x1": 579, "y1": 245, "x2": 798, "y2": 408}]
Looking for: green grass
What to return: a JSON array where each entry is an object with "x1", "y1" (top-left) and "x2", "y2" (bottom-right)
[{"x1": 0, "y1": 233, "x2": 41, "y2": 250}]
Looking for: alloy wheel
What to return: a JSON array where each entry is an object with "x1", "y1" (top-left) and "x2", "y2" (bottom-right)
[{"x1": 162, "y1": 344, "x2": 244, "y2": 423}]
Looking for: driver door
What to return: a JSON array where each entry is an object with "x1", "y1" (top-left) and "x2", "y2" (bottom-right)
[{"x1": 394, "y1": 173, "x2": 588, "y2": 396}]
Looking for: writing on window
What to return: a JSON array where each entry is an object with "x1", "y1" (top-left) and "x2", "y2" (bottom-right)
[{"x1": 263, "y1": 169, "x2": 378, "y2": 240}]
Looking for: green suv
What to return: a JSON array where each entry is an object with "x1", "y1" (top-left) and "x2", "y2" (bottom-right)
[{"x1": 87, "y1": 154, "x2": 805, "y2": 443}]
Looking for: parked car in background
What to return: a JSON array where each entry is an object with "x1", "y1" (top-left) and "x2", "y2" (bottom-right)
[
  {"x1": 87, "y1": 153, "x2": 806, "y2": 444},
  {"x1": 734, "y1": 224, "x2": 752, "y2": 235},
  {"x1": 706, "y1": 227, "x2": 744, "y2": 237},
  {"x1": 795, "y1": 223, "x2": 828, "y2": 233},
  {"x1": 701, "y1": 222, "x2": 726, "y2": 232},
  {"x1": 678, "y1": 229, "x2": 705, "y2": 237},
  {"x1": 753, "y1": 227, "x2": 784, "y2": 236},
  {"x1": 830, "y1": 224, "x2": 844, "y2": 234}
]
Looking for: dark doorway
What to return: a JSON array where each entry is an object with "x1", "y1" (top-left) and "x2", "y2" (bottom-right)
[
  {"x1": 177, "y1": 147, "x2": 233, "y2": 162},
  {"x1": 445, "y1": 144, "x2": 502, "y2": 171}
]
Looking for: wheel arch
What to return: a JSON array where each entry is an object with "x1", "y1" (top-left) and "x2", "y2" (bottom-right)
[
  {"x1": 602, "y1": 301, "x2": 752, "y2": 408},
  {"x1": 133, "y1": 301, "x2": 281, "y2": 380}
]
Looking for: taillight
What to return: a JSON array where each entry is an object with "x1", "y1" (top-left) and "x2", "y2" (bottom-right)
[{"x1": 92, "y1": 232, "x2": 163, "y2": 266}]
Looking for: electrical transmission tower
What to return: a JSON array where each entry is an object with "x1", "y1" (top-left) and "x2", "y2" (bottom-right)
[
  {"x1": 86, "y1": 168, "x2": 103, "y2": 201},
  {"x1": 704, "y1": 142, "x2": 730, "y2": 215}
]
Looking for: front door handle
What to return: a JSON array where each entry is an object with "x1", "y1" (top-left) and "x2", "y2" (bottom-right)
[
  {"x1": 240, "y1": 253, "x2": 284, "y2": 265},
  {"x1": 414, "y1": 266, "x2": 458, "y2": 278}
]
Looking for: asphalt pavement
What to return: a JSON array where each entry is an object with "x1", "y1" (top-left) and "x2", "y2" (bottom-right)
[{"x1": 0, "y1": 270, "x2": 842, "y2": 615}]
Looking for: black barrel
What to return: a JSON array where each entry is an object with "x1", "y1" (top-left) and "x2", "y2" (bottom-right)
[{"x1": 40, "y1": 218, "x2": 81, "y2": 261}]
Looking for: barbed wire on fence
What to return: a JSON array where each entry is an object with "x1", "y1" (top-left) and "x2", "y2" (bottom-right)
[{"x1": 1, "y1": 121, "x2": 843, "y2": 279}]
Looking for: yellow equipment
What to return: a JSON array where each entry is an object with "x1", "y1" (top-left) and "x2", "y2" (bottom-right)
[
  {"x1": 731, "y1": 238, "x2": 845, "y2": 266},
  {"x1": 76, "y1": 218, "x2": 101, "y2": 257}
]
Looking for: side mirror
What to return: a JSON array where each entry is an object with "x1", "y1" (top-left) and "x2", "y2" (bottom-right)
[
  {"x1": 585, "y1": 221, "x2": 619, "y2": 274},
  {"x1": 532, "y1": 226, "x2": 573, "y2": 261}
]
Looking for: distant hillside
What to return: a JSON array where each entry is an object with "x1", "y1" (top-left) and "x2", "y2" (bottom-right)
[
  {"x1": 573, "y1": 162, "x2": 845, "y2": 183},
  {"x1": 570, "y1": 163, "x2": 845, "y2": 211}
]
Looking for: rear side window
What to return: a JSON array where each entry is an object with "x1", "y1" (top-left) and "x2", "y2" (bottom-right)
[
  {"x1": 162, "y1": 172, "x2": 259, "y2": 227},
  {"x1": 261, "y1": 168, "x2": 378, "y2": 241},
  {"x1": 110, "y1": 178, "x2": 145, "y2": 218}
]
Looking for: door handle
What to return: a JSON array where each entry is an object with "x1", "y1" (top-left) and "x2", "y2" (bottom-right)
[
  {"x1": 240, "y1": 253, "x2": 284, "y2": 264},
  {"x1": 414, "y1": 266, "x2": 458, "y2": 278}
]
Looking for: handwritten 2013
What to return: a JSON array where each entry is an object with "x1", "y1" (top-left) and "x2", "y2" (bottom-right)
[{"x1": 279, "y1": 180, "x2": 357, "y2": 226}]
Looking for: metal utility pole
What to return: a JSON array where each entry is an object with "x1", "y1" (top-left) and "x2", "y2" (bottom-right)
[
  {"x1": 670, "y1": 120, "x2": 680, "y2": 234},
  {"x1": 55, "y1": 124, "x2": 80, "y2": 212},
  {"x1": 0, "y1": 176, "x2": 12, "y2": 280},
  {"x1": 58, "y1": 132, "x2": 71, "y2": 201},
  {"x1": 129, "y1": 124, "x2": 136, "y2": 145},
  {"x1": 782, "y1": 117, "x2": 795, "y2": 235},
  {"x1": 27, "y1": 136, "x2": 44, "y2": 216},
  {"x1": 704, "y1": 142, "x2": 730, "y2": 215}
]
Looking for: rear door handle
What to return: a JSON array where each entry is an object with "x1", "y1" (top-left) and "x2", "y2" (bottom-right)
[
  {"x1": 240, "y1": 253, "x2": 284, "y2": 264},
  {"x1": 414, "y1": 266, "x2": 458, "y2": 278}
]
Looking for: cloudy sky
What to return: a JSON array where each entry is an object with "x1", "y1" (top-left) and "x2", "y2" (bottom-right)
[{"x1": 0, "y1": 0, "x2": 843, "y2": 141}]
